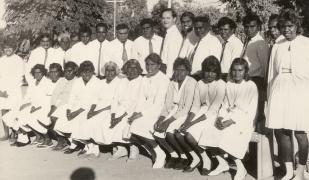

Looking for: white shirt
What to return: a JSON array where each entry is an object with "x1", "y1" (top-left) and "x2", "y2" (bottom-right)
[
  {"x1": 131, "y1": 35, "x2": 163, "y2": 73},
  {"x1": 191, "y1": 32, "x2": 222, "y2": 74},
  {"x1": 108, "y1": 38, "x2": 133, "y2": 70},
  {"x1": 64, "y1": 41, "x2": 94, "y2": 67},
  {"x1": 220, "y1": 34, "x2": 243, "y2": 73},
  {"x1": 179, "y1": 31, "x2": 200, "y2": 59},
  {"x1": 87, "y1": 39, "x2": 111, "y2": 75},
  {"x1": 243, "y1": 33, "x2": 270, "y2": 78},
  {"x1": 161, "y1": 25, "x2": 183, "y2": 77},
  {"x1": 26, "y1": 47, "x2": 65, "y2": 82}
]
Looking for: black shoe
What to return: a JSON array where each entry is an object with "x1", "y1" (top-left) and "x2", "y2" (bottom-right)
[
  {"x1": 183, "y1": 161, "x2": 201, "y2": 173},
  {"x1": 16, "y1": 141, "x2": 30, "y2": 147},
  {"x1": 200, "y1": 168, "x2": 212, "y2": 176},
  {"x1": 174, "y1": 158, "x2": 190, "y2": 170},
  {"x1": 164, "y1": 157, "x2": 178, "y2": 169},
  {"x1": 64, "y1": 146, "x2": 81, "y2": 154}
]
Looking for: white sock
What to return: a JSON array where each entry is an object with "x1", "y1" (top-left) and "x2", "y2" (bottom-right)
[
  {"x1": 69, "y1": 138, "x2": 77, "y2": 149},
  {"x1": 200, "y1": 151, "x2": 211, "y2": 169},
  {"x1": 92, "y1": 144, "x2": 100, "y2": 156},
  {"x1": 235, "y1": 159, "x2": 246, "y2": 172},
  {"x1": 189, "y1": 151, "x2": 200, "y2": 167},
  {"x1": 282, "y1": 162, "x2": 294, "y2": 180},
  {"x1": 216, "y1": 155, "x2": 228, "y2": 167},
  {"x1": 153, "y1": 146, "x2": 166, "y2": 168},
  {"x1": 170, "y1": 151, "x2": 178, "y2": 158},
  {"x1": 17, "y1": 133, "x2": 29, "y2": 143},
  {"x1": 180, "y1": 153, "x2": 187, "y2": 159},
  {"x1": 85, "y1": 143, "x2": 93, "y2": 154}
]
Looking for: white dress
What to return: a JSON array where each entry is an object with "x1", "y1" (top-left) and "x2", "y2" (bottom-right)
[
  {"x1": 130, "y1": 71, "x2": 170, "y2": 140},
  {"x1": 266, "y1": 35, "x2": 309, "y2": 131},
  {"x1": 199, "y1": 80, "x2": 258, "y2": 159},
  {"x1": 54, "y1": 76, "x2": 101, "y2": 135},
  {"x1": 186, "y1": 79, "x2": 225, "y2": 141},
  {"x1": 154, "y1": 76, "x2": 196, "y2": 137}
]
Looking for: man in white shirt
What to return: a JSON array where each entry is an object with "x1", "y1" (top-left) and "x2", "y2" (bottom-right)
[
  {"x1": 64, "y1": 26, "x2": 93, "y2": 68},
  {"x1": 189, "y1": 16, "x2": 222, "y2": 79},
  {"x1": 88, "y1": 23, "x2": 110, "y2": 78},
  {"x1": 217, "y1": 17, "x2": 243, "y2": 81},
  {"x1": 26, "y1": 34, "x2": 65, "y2": 84},
  {"x1": 160, "y1": 8, "x2": 183, "y2": 78},
  {"x1": 131, "y1": 18, "x2": 163, "y2": 74},
  {"x1": 178, "y1": 11, "x2": 199, "y2": 59},
  {"x1": 242, "y1": 14, "x2": 270, "y2": 135},
  {"x1": 109, "y1": 23, "x2": 133, "y2": 71}
]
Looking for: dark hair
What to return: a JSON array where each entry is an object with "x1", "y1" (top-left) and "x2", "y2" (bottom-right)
[
  {"x1": 217, "y1": 17, "x2": 237, "y2": 30},
  {"x1": 79, "y1": 26, "x2": 92, "y2": 36},
  {"x1": 201, "y1": 56, "x2": 221, "y2": 80},
  {"x1": 160, "y1": 8, "x2": 177, "y2": 18},
  {"x1": 278, "y1": 9, "x2": 302, "y2": 35},
  {"x1": 242, "y1": 14, "x2": 262, "y2": 27},
  {"x1": 229, "y1": 58, "x2": 250, "y2": 81},
  {"x1": 40, "y1": 33, "x2": 51, "y2": 41},
  {"x1": 173, "y1": 58, "x2": 191, "y2": 73},
  {"x1": 269, "y1": 14, "x2": 279, "y2": 23},
  {"x1": 49, "y1": 63, "x2": 63, "y2": 76},
  {"x1": 116, "y1": 23, "x2": 129, "y2": 31},
  {"x1": 140, "y1": 18, "x2": 154, "y2": 27},
  {"x1": 31, "y1": 64, "x2": 47, "y2": 77},
  {"x1": 121, "y1": 59, "x2": 143, "y2": 76},
  {"x1": 78, "y1": 61, "x2": 95, "y2": 74},
  {"x1": 180, "y1": 11, "x2": 195, "y2": 22},
  {"x1": 145, "y1": 53, "x2": 162, "y2": 65},
  {"x1": 194, "y1": 15, "x2": 210, "y2": 25},
  {"x1": 64, "y1": 61, "x2": 78, "y2": 70},
  {"x1": 96, "y1": 22, "x2": 108, "y2": 30}
]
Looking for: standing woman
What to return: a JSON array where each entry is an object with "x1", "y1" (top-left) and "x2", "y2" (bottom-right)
[
  {"x1": 176, "y1": 56, "x2": 225, "y2": 174},
  {"x1": 266, "y1": 9, "x2": 309, "y2": 180},
  {"x1": 199, "y1": 58, "x2": 258, "y2": 180}
]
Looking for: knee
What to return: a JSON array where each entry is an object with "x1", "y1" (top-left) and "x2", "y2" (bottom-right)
[{"x1": 295, "y1": 132, "x2": 308, "y2": 148}]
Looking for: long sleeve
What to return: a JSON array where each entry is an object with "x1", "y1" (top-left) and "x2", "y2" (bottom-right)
[
  {"x1": 190, "y1": 83, "x2": 202, "y2": 115},
  {"x1": 160, "y1": 82, "x2": 174, "y2": 117},
  {"x1": 203, "y1": 81, "x2": 226, "y2": 117},
  {"x1": 173, "y1": 78, "x2": 196, "y2": 119}
]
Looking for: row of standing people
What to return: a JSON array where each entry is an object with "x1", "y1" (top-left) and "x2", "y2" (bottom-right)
[{"x1": 0, "y1": 7, "x2": 309, "y2": 180}]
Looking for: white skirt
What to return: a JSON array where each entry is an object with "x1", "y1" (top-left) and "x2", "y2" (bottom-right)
[
  {"x1": 130, "y1": 110, "x2": 160, "y2": 140},
  {"x1": 266, "y1": 74, "x2": 309, "y2": 131},
  {"x1": 199, "y1": 113, "x2": 253, "y2": 159}
]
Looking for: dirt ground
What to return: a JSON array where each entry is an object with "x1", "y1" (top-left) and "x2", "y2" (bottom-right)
[{"x1": 0, "y1": 139, "x2": 256, "y2": 180}]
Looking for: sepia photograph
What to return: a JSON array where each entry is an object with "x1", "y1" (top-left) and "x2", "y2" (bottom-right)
[{"x1": 0, "y1": 0, "x2": 309, "y2": 180}]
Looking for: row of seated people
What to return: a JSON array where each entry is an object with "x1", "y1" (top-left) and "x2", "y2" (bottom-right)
[{"x1": 2, "y1": 53, "x2": 258, "y2": 180}]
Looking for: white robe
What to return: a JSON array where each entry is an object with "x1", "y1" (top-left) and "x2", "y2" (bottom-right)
[
  {"x1": 199, "y1": 80, "x2": 258, "y2": 159},
  {"x1": 186, "y1": 80, "x2": 225, "y2": 141},
  {"x1": 130, "y1": 72, "x2": 170, "y2": 140}
]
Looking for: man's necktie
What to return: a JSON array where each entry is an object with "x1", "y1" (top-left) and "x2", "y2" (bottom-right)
[
  {"x1": 240, "y1": 37, "x2": 251, "y2": 58},
  {"x1": 122, "y1": 42, "x2": 128, "y2": 62},
  {"x1": 219, "y1": 40, "x2": 228, "y2": 63},
  {"x1": 149, "y1": 39, "x2": 153, "y2": 54},
  {"x1": 98, "y1": 42, "x2": 103, "y2": 76},
  {"x1": 43, "y1": 48, "x2": 48, "y2": 66},
  {"x1": 190, "y1": 39, "x2": 201, "y2": 65}
]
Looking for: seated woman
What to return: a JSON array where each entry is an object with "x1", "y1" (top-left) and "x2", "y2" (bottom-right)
[
  {"x1": 175, "y1": 56, "x2": 225, "y2": 174},
  {"x1": 53, "y1": 61, "x2": 101, "y2": 154},
  {"x1": 13, "y1": 64, "x2": 54, "y2": 146},
  {"x1": 70, "y1": 61, "x2": 121, "y2": 158},
  {"x1": 198, "y1": 58, "x2": 258, "y2": 180},
  {"x1": 107, "y1": 59, "x2": 143, "y2": 162},
  {"x1": 128, "y1": 53, "x2": 170, "y2": 168},
  {"x1": 49, "y1": 61, "x2": 78, "y2": 151},
  {"x1": 151, "y1": 58, "x2": 197, "y2": 169}
]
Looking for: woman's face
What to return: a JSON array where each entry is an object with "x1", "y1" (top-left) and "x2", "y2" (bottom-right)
[
  {"x1": 33, "y1": 68, "x2": 44, "y2": 81},
  {"x1": 281, "y1": 21, "x2": 297, "y2": 41},
  {"x1": 146, "y1": 59, "x2": 160, "y2": 77},
  {"x1": 231, "y1": 64, "x2": 245, "y2": 83},
  {"x1": 126, "y1": 63, "x2": 140, "y2": 80},
  {"x1": 105, "y1": 66, "x2": 117, "y2": 82},
  {"x1": 203, "y1": 71, "x2": 217, "y2": 83},
  {"x1": 49, "y1": 67, "x2": 61, "y2": 82},
  {"x1": 64, "y1": 66, "x2": 76, "y2": 80},
  {"x1": 173, "y1": 65, "x2": 188, "y2": 83},
  {"x1": 80, "y1": 70, "x2": 94, "y2": 83}
]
